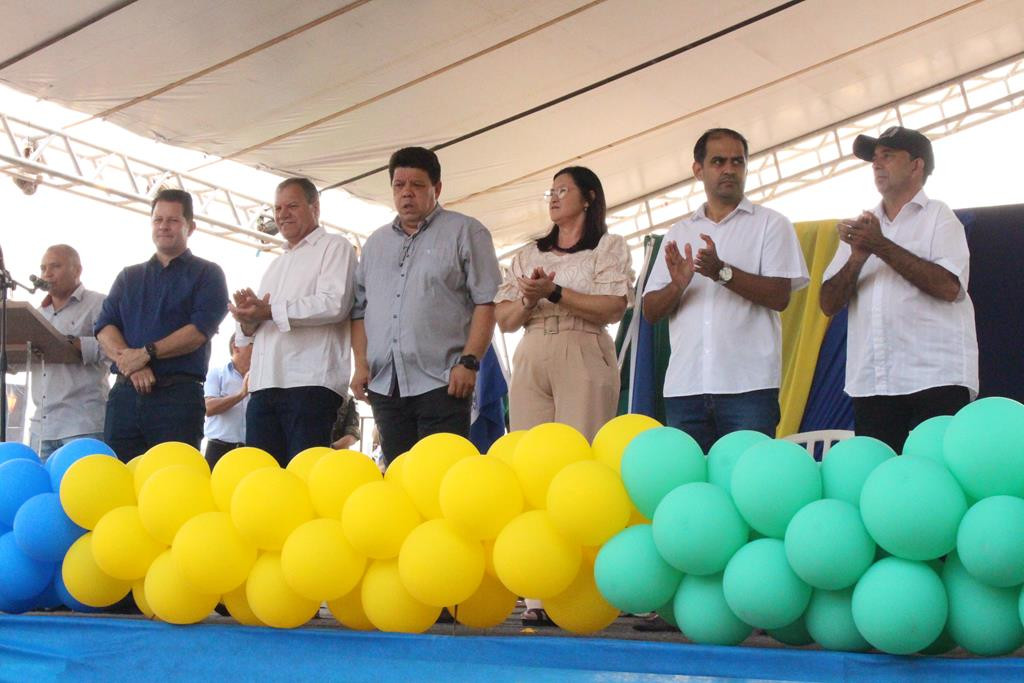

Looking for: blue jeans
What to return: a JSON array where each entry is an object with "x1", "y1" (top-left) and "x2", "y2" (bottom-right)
[
  {"x1": 34, "y1": 432, "x2": 106, "y2": 463},
  {"x1": 664, "y1": 388, "x2": 780, "y2": 454},
  {"x1": 104, "y1": 379, "x2": 205, "y2": 463},
  {"x1": 245, "y1": 386, "x2": 342, "y2": 467}
]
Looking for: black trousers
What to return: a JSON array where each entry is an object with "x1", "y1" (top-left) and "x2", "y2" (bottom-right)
[
  {"x1": 204, "y1": 438, "x2": 246, "y2": 469},
  {"x1": 245, "y1": 386, "x2": 342, "y2": 466},
  {"x1": 367, "y1": 386, "x2": 471, "y2": 467},
  {"x1": 852, "y1": 385, "x2": 971, "y2": 454}
]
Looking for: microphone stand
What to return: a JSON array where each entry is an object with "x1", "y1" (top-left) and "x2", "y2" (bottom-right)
[{"x1": 0, "y1": 245, "x2": 42, "y2": 442}]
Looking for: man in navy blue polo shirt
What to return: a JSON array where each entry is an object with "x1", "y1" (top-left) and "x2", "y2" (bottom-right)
[{"x1": 95, "y1": 189, "x2": 229, "y2": 462}]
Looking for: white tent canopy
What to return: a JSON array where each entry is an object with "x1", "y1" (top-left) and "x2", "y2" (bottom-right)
[{"x1": 2, "y1": 0, "x2": 1023, "y2": 248}]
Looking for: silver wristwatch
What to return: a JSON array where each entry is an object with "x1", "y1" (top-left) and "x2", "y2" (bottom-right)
[{"x1": 716, "y1": 264, "x2": 733, "y2": 285}]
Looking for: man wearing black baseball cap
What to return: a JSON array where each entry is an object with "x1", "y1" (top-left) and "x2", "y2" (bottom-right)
[{"x1": 819, "y1": 126, "x2": 978, "y2": 453}]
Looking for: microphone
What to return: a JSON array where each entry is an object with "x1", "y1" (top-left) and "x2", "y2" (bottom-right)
[{"x1": 29, "y1": 274, "x2": 50, "y2": 291}]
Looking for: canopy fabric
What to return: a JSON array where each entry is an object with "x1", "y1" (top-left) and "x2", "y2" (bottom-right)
[{"x1": 2, "y1": 0, "x2": 1022, "y2": 247}]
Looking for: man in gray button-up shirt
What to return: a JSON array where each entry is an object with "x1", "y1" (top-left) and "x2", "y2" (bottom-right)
[
  {"x1": 351, "y1": 147, "x2": 501, "y2": 466},
  {"x1": 29, "y1": 245, "x2": 109, "y2": 461}
]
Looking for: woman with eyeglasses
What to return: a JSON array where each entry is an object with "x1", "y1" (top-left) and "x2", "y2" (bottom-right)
[{"x1": 495, "y1": 166, "x2": 635, "y2": 624}]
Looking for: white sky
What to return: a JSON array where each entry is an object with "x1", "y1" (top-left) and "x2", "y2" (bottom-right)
[{"x1": 2, "y1": 84, "x2": 1023, "y2": 440}]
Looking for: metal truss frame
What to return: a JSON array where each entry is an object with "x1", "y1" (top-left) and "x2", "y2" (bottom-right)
[
  {"x1": 499, "y1": 51, "x2": 1024, "y2": 263},
  {"x1": 0, "y1": 114, "x2": 365, "y2": 253}
]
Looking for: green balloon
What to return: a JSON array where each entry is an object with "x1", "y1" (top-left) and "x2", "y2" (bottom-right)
[
  {"x1": 851, "y1": 557, "x2": 947, "y2": 655},
  {"x1": 784, "y1": 499, "x2": 875, "y2": 590},
  {"x1": 730, "y1": 440, "x2": 821, "y2": 538},
  {"x1": 820, "y1": 436, "x2": 895, "y2": 506},
  {"x1": 943, "y1": 551, "x2": 1024, "y2": 656},
  {"x1": 944, "y1": 397, "x2": 1024, "y2": 499},
  {"x1": 621, "y1": 428, "x2": 706, "y2": 519},
  {"x1": 652, "y1": 482, "x2": 748, "y2": 575},
  {"x1": 859, "y1": 456, "x2": 966, "y2": 560},
  {"x1": 673, "y1": 572, "x2": 752, "y2": 645},
  {"x1": 903, "y1": 416, "x2": 953, "y2": 462},
  {"x1": 805, "y1": 588, "x2": 870, "y2": 651},
  {"x1": 594, "y1": 524, "x2": 682, "y2": 614},
  {"x1": 957, "y1": 495, "x2": 1024, "y2": 588},
  {"x1": 768, "y1": 614, "x2": 813, "y2": 646},
  {"x1": 655, "y1": 600, "x2": 678, "y2": 628},
  {"x1": 723, "y1": 538, "x2": 811, "y2": 630},
  {"x1": 707, "y1": 431, "x2": 770, "y2": 496}
]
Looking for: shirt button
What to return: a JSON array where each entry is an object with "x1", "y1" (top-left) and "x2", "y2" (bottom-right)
[{"x1": 393, "y1": 315, "x2": 397, "y2": 319}]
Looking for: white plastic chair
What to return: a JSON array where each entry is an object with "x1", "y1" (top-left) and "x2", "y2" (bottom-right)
[{"x1": 782, "y1": 429, "x2": 854, "y2": 460}]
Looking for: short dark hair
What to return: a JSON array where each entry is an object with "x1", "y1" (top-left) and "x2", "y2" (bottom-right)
[
  {"x1": 693, "y1": 128, "x2": 749, "y2": 164},
  {"x1": 151, "y1": 189, "x2": 194, "y2": 222},
  {"x1": 536, "y1": 166, "x2": 607, "y2": 254},
  {"x1": 388, "y1": 147, "x2": 441, "y2": 184},
  {"x1": 277, "y1": 177, "x2": 319, "y2": 204}
]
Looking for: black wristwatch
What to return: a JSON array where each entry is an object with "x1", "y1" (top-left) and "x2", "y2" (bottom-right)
[
  {"x1": 457, "y1": 354, "x2": 480, "y2": 371},
  {"x1": 145, "y1": 343, "x2": 158, "y2": 361},
  {"x1": 547, "y1": 284, "x2": 563, "y2": 304}
]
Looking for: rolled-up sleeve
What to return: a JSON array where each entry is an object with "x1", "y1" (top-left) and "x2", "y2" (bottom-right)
[
  {"x1": 463, "y1": 221, "x2": 501, "y2": 304},
  {"x1": 190, "y1": 262, "x2": 229, "y2": 339},
  {"x1": 94, "y1": 270, "x2": 126, "y2": 334},
  {"x1": 929, "y1": 204, "x2": 970, "y2": 301}
]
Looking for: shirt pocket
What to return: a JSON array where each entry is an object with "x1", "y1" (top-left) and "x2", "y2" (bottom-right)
[{"x1": 421, "y1": 244, "x2": 464, "y2": 292}]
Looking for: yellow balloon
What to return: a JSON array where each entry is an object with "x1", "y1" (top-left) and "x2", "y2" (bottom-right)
[
  {"x1": 132, "y1": 578, "x2": 154, "y2": 618},
  {"x1": 222, "y1": 582, "x2": 264, "y2": 626},
  {"x1": 144, "y1": 549, "x2": 219, "y2": 624},
  {"x1": 492, "y1": 510, "x2": 581, "y2": 599},
  {"x1": 482, "y1": 539, "x2": 498, "y2": 578},
  {"x1": 547, "y1": 460, "x2": 631, "y2": 546},
  {"x1": 449, "y1": 572, "x2": 517, "y2": 628},
  {"x1": 341, "y1": 481, "x2": 421, "y2": 559},
  {"x1": 307, "y1": 450, "x2": 383, "y2": 519},
  {"x1": 281, "y1": 518, "x2": 366, "y2": 601},
  {"x1": 62, "y1": 533, "x2": 130, "y2": 607},
  {"x1": 230, "y1": 468, "x2": 314, "y2": 550},
  {"x1": 210, "y1": 447, "x2": 279, "y2": 512},
  {"x1": 512, "y1": 423, "x2": 592, "y2": 509},
  {"x1": 384, "y1": 452, "x2": 408, "y2": 485},
  {"x1": 138, "y1": 465, "x2": 217, "y2": 545},
  {"x1": 125, "y1": 455, "x2": 143, "y2": 476},
  {"x1": 401, "y1": 433, "x2": 478, "y2": 518},
  {"x1": 171, "y1": 511, "x2": 257, "y2": 594},
  {"x1": 286, "y1": 446, "x2": 333, "y2": 482},
  {"x1": 246, "y1": 552, "x2": 320, "y2": 628},
  {"x1": 327, "y1": 581, "x2": 375, "y2": 631},
  {"x1": 486, "y1": 431, "x2": 526, "y2": 465},
  {"x1": 134, "y1": 441, "x2": 208, "y2": 497},
  {"x1": 544, "y1": 560, "x2": 619, "y2": 634},
  {"x1": 398, "y1": 519, "x2": 485, "y2": 607},
  {"x1": 628, "y1": 506, "x2": 650, "y2": 526},
  {"x1": 91, "y1": 505, "x2": 166, "y2": 580},
  {"x1": 591, "y1": 414, "x2": 662, "y2": 474},
  {"x1": 361, "y1": 559, "x2": 440, "y2": 633},
  {"x1": 60, "y1": 455, "x2": 135, "y2": 529},
  {"x1": 439, "y1": 455, "x2": 523, "y2": 540}
]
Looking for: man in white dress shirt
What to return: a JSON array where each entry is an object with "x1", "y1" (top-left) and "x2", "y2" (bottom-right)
[
  {"x1": 230, "y1": 178, "x2": 357, "y2": 465},
  {"x1": 642, "y1": 128, "x2": 809, "y2": 453},
  {"x1": 820, "y1": 126, "x2": 978, "y2": 452},
  {"x1": 28, "y1": 245, "x2": 109, "y2": 461}
]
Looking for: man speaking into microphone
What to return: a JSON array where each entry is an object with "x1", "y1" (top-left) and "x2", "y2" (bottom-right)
[{"x1": 28, "y1": 245, "x2": 109, "y2": 461}]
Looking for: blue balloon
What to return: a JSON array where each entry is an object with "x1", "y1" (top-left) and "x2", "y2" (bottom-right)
[
  {"x1": 0, "y1": 590, "x2": 40, "y2": 614},
  {"x1": 13, "y1": 492, "x2": 86, "y2": 563},
  {"x1": 54, "y1": 573, "x2": 101, "y2": 613},
  {"x1": 0, "y1": 442, "x2": 39, "y2": 466},
  {"x1": 34, "y1": 579, "x2": 63, "y2": 610},
  {"x1": 0, "y1": 532, "x2": 56, "y2": 601},
  {"x1": 48, "y1": 438, "x2": 116, "y2": 492},
  {"x1": 0, "y1": 459, "x2": 51, "y2": 527}
]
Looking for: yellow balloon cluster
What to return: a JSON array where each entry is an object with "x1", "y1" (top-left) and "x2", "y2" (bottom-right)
[{"x1": 56, "y1": 415, "x2": 659, "y2": 634}]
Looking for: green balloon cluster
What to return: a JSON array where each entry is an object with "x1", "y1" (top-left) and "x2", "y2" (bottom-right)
[{"x1": 595, "y1": 397, "x2": 1024, "y2": 656}]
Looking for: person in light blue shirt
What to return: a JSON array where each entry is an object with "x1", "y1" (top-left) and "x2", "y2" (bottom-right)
[{"x1": 202, "y1": 337, "x2": 251, "y2": 467}]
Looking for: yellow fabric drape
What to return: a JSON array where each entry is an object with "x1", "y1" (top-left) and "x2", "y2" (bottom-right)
[{"x1": 777, "y1": 220, "x2": 841, "y2": 437}]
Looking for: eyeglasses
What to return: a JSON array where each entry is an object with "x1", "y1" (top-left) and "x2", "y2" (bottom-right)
[{"x1": 543, "y1": 187, "x2": 570, "y2": 201}]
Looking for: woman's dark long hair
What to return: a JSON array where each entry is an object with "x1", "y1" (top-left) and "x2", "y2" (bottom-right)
[{"x1": 536, "y1": 166, "x2": 607, "y2": 253}]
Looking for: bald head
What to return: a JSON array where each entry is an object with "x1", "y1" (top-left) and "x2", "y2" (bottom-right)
[{"x1": 40, "y1": 244, "x2": 82, "y2": 299}]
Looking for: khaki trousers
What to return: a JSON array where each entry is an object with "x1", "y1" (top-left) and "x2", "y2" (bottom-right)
[{"x1": 509, "y1": 319, "x2": 620, "y2": 442}]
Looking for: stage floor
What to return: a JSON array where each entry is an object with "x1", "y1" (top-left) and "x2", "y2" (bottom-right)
[{"x1": 2, "y1": 606, "x2": 1023, "y2": 682}]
